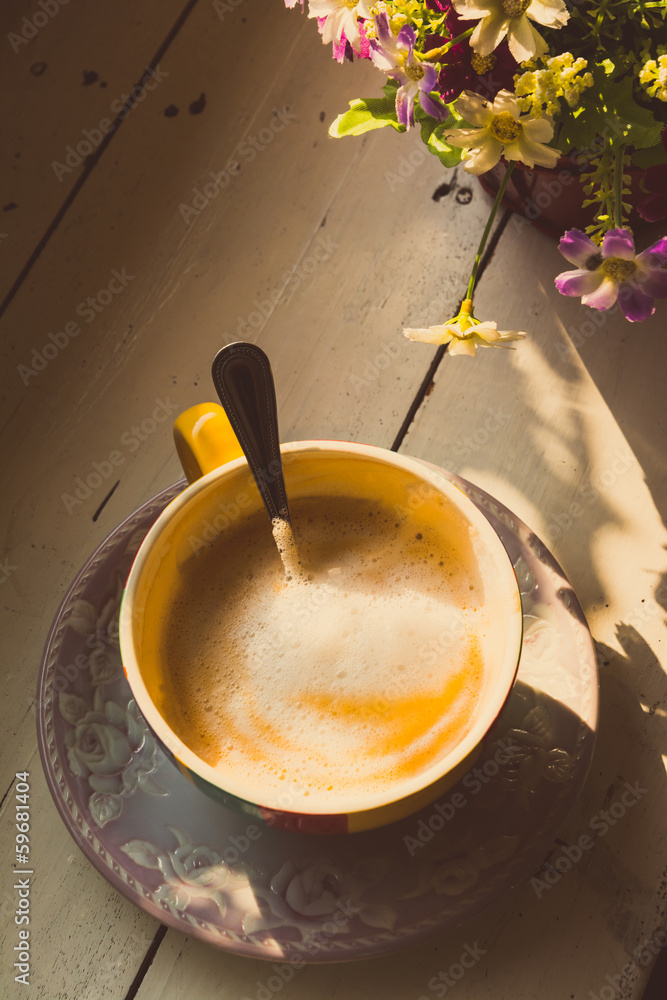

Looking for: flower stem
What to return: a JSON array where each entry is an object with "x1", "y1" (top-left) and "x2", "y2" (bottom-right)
[
  {"x1": 421, "y1": 28, "x2": 474, "y2": 62},
  {"x1": 465, "y1": 161, "x2": 515, "y2": 303},
  {"x1": 613, "y1": 143, "x2": 626, "y2": 230}
]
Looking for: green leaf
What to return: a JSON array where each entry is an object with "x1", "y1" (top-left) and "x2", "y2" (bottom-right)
[
  {"x1": 557, "y1": 99, "x2": 606, "y2": 154},
  {"x1": 605, "y1": 78, "x2": 663, "y2": 150},
  {"x1": 419, "y1": 115, "x2": 435, "y2": 147},
  {"x1": 414, "y1": 102, "x2": 464, "y2": 167},
  {"x1": 382, "y1": 79, "x2": 399, "y2": 101},
  {"x1": 631, "y1": 143, "x2": 667, "y2": 169},
  {"x1": 426, "y1": 116, "x2": 464, "y2": 168},
  {"x1": 329, "y1": 95, "x2": 404, "y2": 138},
  {"x1": 415, "y1": 104, "x2": 442, "y2": 143},
  {"x1": 558, "y1": 66, "x2": 663, "y2": 154}
]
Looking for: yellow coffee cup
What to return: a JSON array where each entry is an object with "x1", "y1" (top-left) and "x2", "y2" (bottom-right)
[{"x1": 119, "y1": 405, "x2": 523, "y2": 833}]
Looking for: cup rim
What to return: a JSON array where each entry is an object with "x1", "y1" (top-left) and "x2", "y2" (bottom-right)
[{"x1": 120, "y1": 440, "x2": 523, "y2": 818}]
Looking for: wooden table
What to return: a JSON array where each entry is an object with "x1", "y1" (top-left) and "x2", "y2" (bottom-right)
[{"x1": 1, "y1": 2, "x2": 666, "y2": 997}]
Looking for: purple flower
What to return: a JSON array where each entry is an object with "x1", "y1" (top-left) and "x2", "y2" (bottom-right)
[
  {"x1": 555, "y1": 228, "x2": 667, "y2": 323},
  {"x1": 369, "y1": 14, "x2": 445, "y2": 127}
]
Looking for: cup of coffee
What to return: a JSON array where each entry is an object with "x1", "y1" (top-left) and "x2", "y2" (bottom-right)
[{"x1": 119, "y1": 404, "x2": 523, "y2": 833}]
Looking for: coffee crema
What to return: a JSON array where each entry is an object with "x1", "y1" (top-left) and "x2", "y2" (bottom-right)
[{"x1": 146, "y1": 482, "x2": 496, "y2": 811}]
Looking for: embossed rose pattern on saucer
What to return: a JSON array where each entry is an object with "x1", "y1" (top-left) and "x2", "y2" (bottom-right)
[{"x1": 37, "y1": 470, "x2": 597, "y2": 962}]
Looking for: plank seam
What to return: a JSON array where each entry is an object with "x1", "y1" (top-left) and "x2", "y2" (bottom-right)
[
  {"x1": 390, "y1": 206, "x2": 513, "y2": 453},
  {"x1": 122, "y1": 923, "x2": 168, "y2": 1000},
  {"x1": 0, "y1": 0, "x2": 202, "y2": 321},
  {"x1": 0, "y1": 776, "x2": 15, "y2": 812}
]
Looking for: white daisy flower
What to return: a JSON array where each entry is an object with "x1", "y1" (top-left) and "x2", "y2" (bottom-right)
[
  {"x1": 404, "y1": 319, "x2": 526, "y2": 357},
  {"x1": 452, "y1": 0, "x2": 569, "y2": 64},
  {"x1": 445, "y1": 89, "x2": 560, "y2": 175},
  {"x1": 308, "y1": 0, "x2": 373, "y2": 52}
]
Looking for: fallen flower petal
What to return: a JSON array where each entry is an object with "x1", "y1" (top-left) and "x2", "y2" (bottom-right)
[{"x1": 404, "y1": 319, "x2": 526, "y2": 356}]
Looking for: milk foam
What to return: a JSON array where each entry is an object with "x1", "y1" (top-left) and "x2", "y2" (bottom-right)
[
  {"x1": 158, "y1": 492, "x2": 490, "y2": 809},
  {"x1": 271, "y1": 516, "x2": 303, "y2": 580},
  {"x1": 206, "y1": 578, "x2": 481, "y2": 805}
]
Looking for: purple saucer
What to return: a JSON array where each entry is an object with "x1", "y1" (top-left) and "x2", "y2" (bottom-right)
[{"x1": 37, "y1": 470, "x2": 597, "y2": 962}]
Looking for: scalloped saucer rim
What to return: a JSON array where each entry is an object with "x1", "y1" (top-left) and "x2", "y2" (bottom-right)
[{"x1": 36, "y1": 470, "x2": 598, "y2": 962}]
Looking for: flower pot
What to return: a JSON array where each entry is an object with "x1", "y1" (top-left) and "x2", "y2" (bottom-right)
[{"x1": 477, "y1": 158, "x2": 648, "y2": 238}]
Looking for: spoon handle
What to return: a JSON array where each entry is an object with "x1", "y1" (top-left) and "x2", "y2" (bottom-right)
[{"x1": 211, "y1": 342, "x2": 291, "y2": 525}]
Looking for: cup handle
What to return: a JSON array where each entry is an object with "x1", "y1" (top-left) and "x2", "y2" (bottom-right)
[{"x1": 173, "y1": 403, "x2": 245, "y2": 484}]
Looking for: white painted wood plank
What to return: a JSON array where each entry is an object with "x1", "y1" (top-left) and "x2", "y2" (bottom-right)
[
  {"x1": 401, "y1": 219, "x2": 667, "y2": 998},
  {"x1": 0, "y1": 2, "x2": 497, "y2": 998},
  {"x1": 132, "y1": 849, "x2": 667, "y2": 1000},
  {"x1": 4, "y1": 0, "x2": 663, "y2": 996},
  {"x1": 0, "y1": 0, "x2": 493, "y2": 748},
  {"x1": 0, "y1": 755, "x2": 161, "y2": 1000},
  {"x1": 132, "y1": 910, "x2": 499, "y2": 1000},
  {"x1": 0, "y1": 0, "x2": 193, "y2": 304}
]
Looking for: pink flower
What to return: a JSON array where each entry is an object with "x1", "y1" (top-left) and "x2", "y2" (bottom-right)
[
  {"x1": 308, "y1": 1, "x2": 373, "y2": 53},
  {"x1": 555, "y1": 228, "x2": 667, "y2": 322},
  {"x1": 329, "y1": 19, "x2": 372, "y2": 63},
  {"x1": 369, "y1": 14, "x2": 445, "y2": 127}
]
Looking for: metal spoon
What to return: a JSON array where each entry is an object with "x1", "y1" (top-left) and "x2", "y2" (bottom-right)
[{"x1": 211, "y1": 342, "x2": 291, "y2": 527}]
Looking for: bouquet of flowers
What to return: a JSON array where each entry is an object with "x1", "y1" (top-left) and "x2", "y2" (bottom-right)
[{"x1": 284, "y1": 0, "x2": 667, "y2": 355}]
